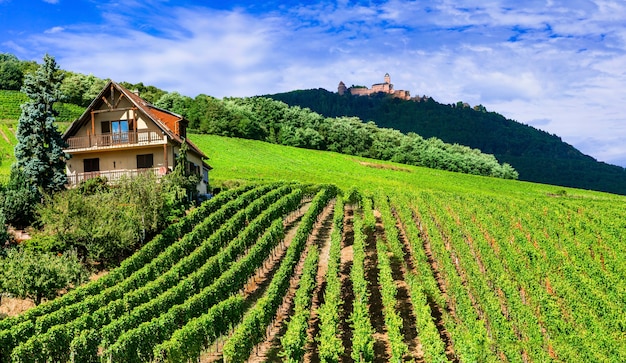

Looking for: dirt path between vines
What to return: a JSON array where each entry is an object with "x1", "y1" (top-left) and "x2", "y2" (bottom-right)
[
  {"x1": 0, "y1": 127, "x2": 10, "y2": 143},
  {"x1": 366, "y1": 210, "x2": 391, "y2": 363},
  {"x1": 339, "y1": 205, "x2": 355, "y2": 363},
  {"x1": 246, "y1": 199, "x2": 335, "y2": 363},
  {"x1": 200, "y1": 201, "x2": 313, "y2": 362}
]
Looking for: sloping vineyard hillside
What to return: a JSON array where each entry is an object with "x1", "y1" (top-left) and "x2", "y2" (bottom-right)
[
  {"x1": 1, "y1": 134, "x2": 625, "y2": 362},
  {"x1": 0, "y1": 90, "x2": 83, "y2": 123},
  {"x1": 1, "y1": 179, "x2": 624, "y2": 362}
]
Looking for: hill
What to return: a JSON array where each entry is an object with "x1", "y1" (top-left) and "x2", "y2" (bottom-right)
[
  {"x1": 265, "y1": 88, "x2": 626, "y2": 195},
  {"x1": 2, "y1": 134, "x2": 624, "y2": 362},
  {"x1": 0, "y1": 90, "x2": 80, "y2": 181}
]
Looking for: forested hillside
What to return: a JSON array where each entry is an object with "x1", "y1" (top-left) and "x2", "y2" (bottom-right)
[{"x1": 266, "y1": 89, "x2": 626, "y2": 195}]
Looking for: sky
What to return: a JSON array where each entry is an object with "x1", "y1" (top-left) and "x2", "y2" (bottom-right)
[{"x1": 1, "y1": 0, "x2": 626, "y2": 167}]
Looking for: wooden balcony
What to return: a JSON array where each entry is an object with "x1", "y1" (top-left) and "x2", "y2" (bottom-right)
[
  {"x1": 66, "y1": 167, "x2": 165, "y2": 186},
  {"x1": 65, "y1": 131, "x2": 166, "y2": 152}
]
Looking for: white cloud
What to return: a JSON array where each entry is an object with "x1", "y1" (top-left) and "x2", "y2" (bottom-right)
[
  {"x1": 9, "y1": 0, "x2": 626, "y2": 167},
  {"x1": 44, "y1": 26, "x2": 64, "y2": 34}
]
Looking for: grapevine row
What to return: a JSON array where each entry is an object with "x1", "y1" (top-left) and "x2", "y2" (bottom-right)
[
  {"x1": 280, "y1": 246, "x2": 320, "y2": 362},
  {"x1": 316, "y1": 196, "x2": 345, "y2": 362},
  {"x1": 152, "y1": 296, "x2": 245, "y2": 363},
  {"x1": 349, "y1": 212, "x2": 375, "y2": 362},
  {"x1": 473, "y1": 194, "x2": 624, "y2": 360},
  {"x1": 105, "y1": 218, "x2": 288, "y2": 362},
  {"x1": 379, "y1": 194, "x2": 448, "y2": 362},
  {"x1": 415, "y1": 192, "x2": 498, "y2": 362},
  {"x1": 375, "y1": 239, "x2": 408, "y2": 362},
  {"x1": 427, "y1": 193, "x2": 524, "y2": 362},
  {"x1": 222, "y1": 187, "x2": 336, "y2": 362},
  {"x1": 444, "y1": 194, "x2": 553, "y2": 362}
]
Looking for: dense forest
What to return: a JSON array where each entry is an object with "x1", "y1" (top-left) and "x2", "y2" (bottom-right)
[{"x1": 265, "y1": 89, "x2": 626, "y2": 195}]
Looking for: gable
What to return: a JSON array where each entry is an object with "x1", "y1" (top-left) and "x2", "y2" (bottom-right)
[{"x1": 63, "y1": 81, "x2": 207, "y2": 159}]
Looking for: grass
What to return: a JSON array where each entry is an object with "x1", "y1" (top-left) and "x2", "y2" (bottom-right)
[
  {"x1": 190, "y1": 134, "x2": 622, "y2": 202},
  {"x1": 0, "y1": 120, "x2": 17, "y2": 183}
]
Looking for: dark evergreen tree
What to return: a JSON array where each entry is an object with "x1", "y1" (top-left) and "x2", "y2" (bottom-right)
[{"x1": 14, "y1": 54, "x2": 69, "y2": 192}]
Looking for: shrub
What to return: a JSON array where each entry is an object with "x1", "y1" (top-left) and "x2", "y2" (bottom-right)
[
  {"x1": 0, "y1": 167, "x2": 40, "y2": 228},
  {"x1": 32, "y1": 173, "x2": 171, "y2": 267},
  {"x1": 0, "y1": 248, "x2": 88, "y2": 305}
]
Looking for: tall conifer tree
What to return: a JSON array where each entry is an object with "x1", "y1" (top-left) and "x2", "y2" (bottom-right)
[{"x1": 14, "y1": 54, "x2": 69, "y2": 192}]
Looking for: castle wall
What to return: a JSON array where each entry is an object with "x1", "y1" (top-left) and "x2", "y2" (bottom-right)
[
  {"x1": 349, "y1": 88, "x2": 374, "y2": 96},
  {"x1": 341, "y1": 73, "x2": 411, "y2": 100}
]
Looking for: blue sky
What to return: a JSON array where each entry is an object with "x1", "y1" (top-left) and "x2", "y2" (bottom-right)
[{"x1": 2, "y1": 0, "x2": 626, "y2": 167}]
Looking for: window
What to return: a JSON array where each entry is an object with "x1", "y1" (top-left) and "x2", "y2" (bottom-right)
[
  {"x1": 101, "y1": 120, "x2": 129, "y2": 143},
  {"x1": 101, "y1": 121, "x2": 110, "y2": 134},
  {"x1": 202, "y1": 167, "x2": 209, "y2": 184},
  {"x1": 112, "y1": 120, "x2": 129, "y2": 143},
  {"x1": 84, "y1": 158, "x2": 100, "y2": 172},
  {"x1": 137, "y1": 154, "x2": 154, "y2": 169},
  {"x1": 112, "y1": 120, "x2": 129, "y2": 134}
]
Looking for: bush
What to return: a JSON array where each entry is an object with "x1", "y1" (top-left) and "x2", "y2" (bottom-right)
[
  {"x1": 0, "y1": 248, "x2": 88, "y2": 305},
  {"x1": 32, "y1": 173, "x2": 171, "y2": 267},
  {"x1": 0, "y1": 167, "x2": 40, "y2": 228}
]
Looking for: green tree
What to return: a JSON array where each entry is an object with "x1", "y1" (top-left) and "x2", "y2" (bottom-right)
[
  {"x1": 14, "y1": 54, "x2": 69, "y2": 193},
  {"x1": 119, "y1": 81, "x2": 166, "y2": 104},
  {"x1": 81, "y1": 76, "x2": 108, "y2": 106},
  {"x1": 60, "y1": 72, "x2": 105, "y2": 106},
  {"x1": 154, "y1": 91, "x2": 192, "y2": 117},
  {"x1": 0, "y1": 167, "x2": 39, "y2": 227},
  {"x1": 0, "y1": 58, "x2": 23, "y2": 90},
  {"x1": 0, "y1": 248, "x2": 87, "y2": 305},
  {"x1": 33, "y1": 173, "x2": 170, "y2": 266},
  {"x1": 162, "y1": 141, "x2": 200, "y2": 216}
]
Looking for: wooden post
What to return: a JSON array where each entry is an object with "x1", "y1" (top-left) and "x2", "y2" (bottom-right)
[
  {"x1": 163, "y1": 143, "x2": 168, "y2": 169},
  {"x1": 90, "y1": 111, "x2": 95, "y2": 136}
]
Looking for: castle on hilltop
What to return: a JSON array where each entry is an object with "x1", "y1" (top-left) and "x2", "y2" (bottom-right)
[{"x1": 338, "y1": 73, "x2": 411, "y2": 100}]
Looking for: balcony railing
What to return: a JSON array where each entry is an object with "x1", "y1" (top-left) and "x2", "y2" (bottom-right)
[
  {"x1": 66, "y1": 167, "x2": 164, "y2": 186},
  {"x1": 65, "y1": 131, "x2": 165, "y2": 150}
]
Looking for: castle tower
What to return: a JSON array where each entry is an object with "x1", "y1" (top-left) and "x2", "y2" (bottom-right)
[
  {"x1": 384, "y1": 73, "x2": 390, "y2": 84},
  {"x1": 338, "y1": 81, "x2": 347, "y2": 95}
]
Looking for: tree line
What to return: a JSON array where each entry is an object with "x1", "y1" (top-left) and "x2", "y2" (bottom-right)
[
  {"x1": 267, "y1": 88, "x2": 626, "y2": 195},
  {"x1": 154, "y1": 93, "x2": 519, "y2": 179}
]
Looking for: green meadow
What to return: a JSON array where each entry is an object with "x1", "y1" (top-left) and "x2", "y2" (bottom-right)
[{"x1": 191, "y1": 134, "x2": 619, "y2": 201}]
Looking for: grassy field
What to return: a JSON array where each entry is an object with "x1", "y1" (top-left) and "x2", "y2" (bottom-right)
[{"x1": 191, "y1": 133, "x2": 619, "y2": 200}]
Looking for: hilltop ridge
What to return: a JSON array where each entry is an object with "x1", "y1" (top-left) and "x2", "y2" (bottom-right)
[{"x1": 265, "y1": 87, "x2": 626, "y2": 195}]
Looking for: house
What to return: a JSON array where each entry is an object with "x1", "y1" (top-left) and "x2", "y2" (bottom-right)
[{"x1": 62, "y1": 81, "x2": 211, "y2": 194}]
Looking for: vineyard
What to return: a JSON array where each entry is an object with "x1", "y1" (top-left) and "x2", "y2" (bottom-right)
[
  {"x1": 0, "y1": 90, "x2": 84, "y2": 122},
  {"x1": 0, "y1": 172, "x2": 624, "y2": 362},
  {"x1": 0, "y1": 90, "x2": 82, "y2": 179}
]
